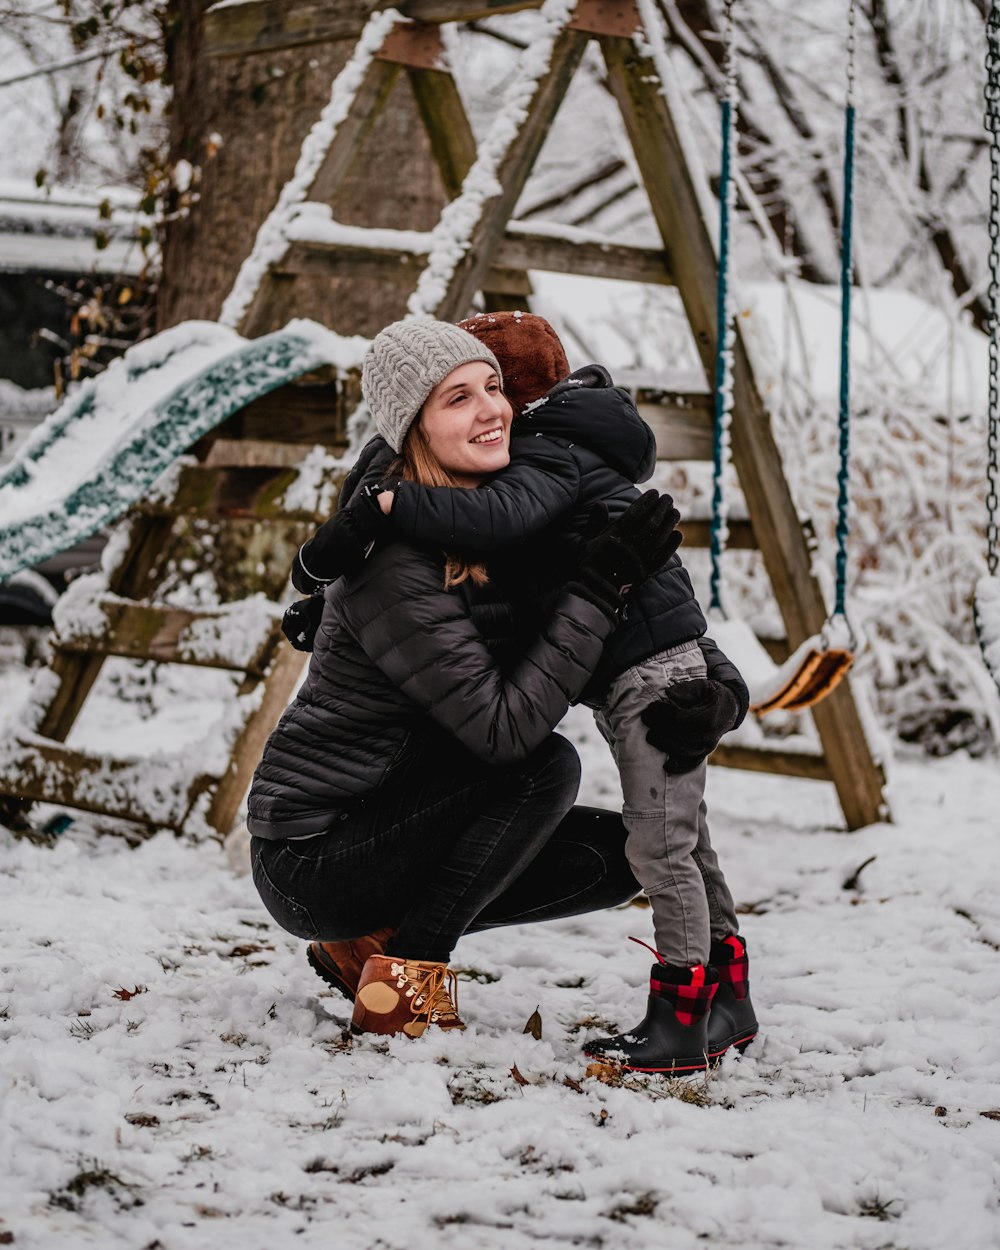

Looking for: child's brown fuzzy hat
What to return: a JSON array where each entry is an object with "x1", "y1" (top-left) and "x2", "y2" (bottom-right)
[{"x1": 458, "y1": 311, "x2": 570, "y2": 412}]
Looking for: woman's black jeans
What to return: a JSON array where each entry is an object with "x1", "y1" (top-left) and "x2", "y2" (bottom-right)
[{"x1": 251, "y1": 733, "x2": 638, "y2": 963}]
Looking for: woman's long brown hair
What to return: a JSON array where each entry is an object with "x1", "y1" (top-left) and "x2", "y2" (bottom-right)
[{"x1": 393, "y1": 425, "x2": 489, "y2": 591}]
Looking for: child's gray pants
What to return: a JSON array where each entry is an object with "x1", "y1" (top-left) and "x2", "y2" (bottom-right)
[{"x1": 593, "y1": 640, "x2": 739, "y2": 966}]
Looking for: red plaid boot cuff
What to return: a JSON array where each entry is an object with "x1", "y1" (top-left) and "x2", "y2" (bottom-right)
[
  {"x1": 710, "y1": 934, "x2": 750, "y2": 1001},
  {"x1": 650, "y1": 963, "x2": 720, "y2": 1027}
]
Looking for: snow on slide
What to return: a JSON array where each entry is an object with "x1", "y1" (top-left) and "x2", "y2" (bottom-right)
[{"x1": 0, "y1": 319, "x2": 369, "y2": 584}]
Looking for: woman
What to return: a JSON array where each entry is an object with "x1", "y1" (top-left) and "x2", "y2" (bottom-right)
[{"x1": 247, "y1": 317, "x2": 678, "y2": 1039}]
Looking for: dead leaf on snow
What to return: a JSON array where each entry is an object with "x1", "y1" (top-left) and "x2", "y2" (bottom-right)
[
  {"x1": 125, "y1": 1112, "x2": 160, "y2": 1128},
  {"x1": 112, "y1": 986, "x2": 146, "y2": 1001},
  {"x1": 229, "y1": 943, "x2": 274, "y2": 958},
  {"x1": 523, "y1": 1007, "x2": 542, "y2": 1040},
  {"x1": 586, "y1": 1061, "x2": 624, "y2": 1086},
  {"x1": 510, "y1": 1064, "x2": 530, "y2": 1087}
]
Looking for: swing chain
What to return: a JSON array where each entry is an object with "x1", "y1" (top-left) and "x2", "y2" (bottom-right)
[
  {"x1": 722, "y1": 0, "x2": 736, "y2": 101},
  {"x1": 985, "y1": 4, "x2": 1000, "y2": 575},
  {"x1": 834, "y1": 0, "x2": 858, "y2": 620},
  {"x1": 709, "y1": 0, "x2": 738, "y2": 614}
]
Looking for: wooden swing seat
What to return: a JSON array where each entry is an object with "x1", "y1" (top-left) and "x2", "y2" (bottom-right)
[{"x1": 750, "y1": 643, "x2": 854, "y2": 715}]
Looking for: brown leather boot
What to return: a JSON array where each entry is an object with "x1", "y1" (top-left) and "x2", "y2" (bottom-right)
[
  {"x1": 352, "y1": 954, "x2": 465, "y2": 1038},
  {"x1": 306, "y1": 927, "x2": 395, "y2": 1001}
]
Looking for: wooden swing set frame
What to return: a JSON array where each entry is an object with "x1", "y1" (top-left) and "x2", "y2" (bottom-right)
[{"x1": 0, "y1": 0, "x2": 889, "y2": 837}]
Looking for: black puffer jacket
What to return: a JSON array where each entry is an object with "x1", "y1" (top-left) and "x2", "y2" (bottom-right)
[
  {"x1": 387, "y1": 367, "x2": 707, "y2": 701},
  {"x1": 247, "y1": 541, "x2": 618, "y2": 839}
]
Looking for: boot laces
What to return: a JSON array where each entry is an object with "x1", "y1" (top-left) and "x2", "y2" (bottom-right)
[{"x1": 394, "y1": 962, "x2": 460, "y2": 1025}]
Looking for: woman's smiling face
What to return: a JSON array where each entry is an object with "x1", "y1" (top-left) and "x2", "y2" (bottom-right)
[{"x1": 417, "y1": 361, "x2": 513, "y2": 487}]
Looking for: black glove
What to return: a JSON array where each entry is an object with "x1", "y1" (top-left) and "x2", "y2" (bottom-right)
[
  {"x1": 281, "y1": 594, "x2": 325, "y2": 652},
  {"x1": 290, "y1": 481, "x2": 397, "y2": 595},
  {"x1": 570, "y1": 490, "x2": 682, "y2": 613},
  {"x1": 640, "y1": 677, "x2": 743, "y2": 774}
]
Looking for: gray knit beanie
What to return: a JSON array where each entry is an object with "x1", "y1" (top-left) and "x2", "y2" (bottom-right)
[{"x1": 361, "y1": 318, "x2": 502, "y2": 452}]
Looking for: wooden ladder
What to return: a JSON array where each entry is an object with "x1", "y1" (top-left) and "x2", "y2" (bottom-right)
[{"x1": 0, "y1": 435, "x2": 351, "y2": 837}]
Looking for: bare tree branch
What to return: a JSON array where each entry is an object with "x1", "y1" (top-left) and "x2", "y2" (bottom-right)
[
  {"x1": 519, "y1": 157, "x2": 628, "y2": 220},
  {"x1": 863, "y1": 0, "x2": 989, "y2": 331},
  {"x1": 464, "y1": 19, "x2": 528, "y2": 51},
  {"x1": 0, "y1": 42, "x2": 124, "y2": 89},
  {"x1": 662, "y1": 0, "x2": 836, "y2": 282}
]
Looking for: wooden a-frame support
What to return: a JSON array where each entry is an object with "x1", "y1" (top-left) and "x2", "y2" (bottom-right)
[{"x1": 0, "y1": 0, "x2": 887, "y2": 836}]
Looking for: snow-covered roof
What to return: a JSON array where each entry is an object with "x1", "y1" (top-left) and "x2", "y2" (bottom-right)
[{"x1": 0, "y1": 177, "x2": 147, "y2": 276}]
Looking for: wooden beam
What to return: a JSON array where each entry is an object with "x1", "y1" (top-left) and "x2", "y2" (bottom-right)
[
  {"x1": 406, "y1": 67, "x2": 478, "y2": 200},
  {"x1": 205, "y1": 0, "x2": 378, "y2": 58},
  {"x1": 35, "y1": 516, "x2": 177, "y2": 745},
  {"x1": 635, "y1": 392, "x2": 712, "y2": 459},
  {"x1": 280, "y1": 239, "x2": 424, "y2": 284},
  {"x1": 498, "y1": 229, "x2": 672, "y2": 284},
  {"x1": 599, "y1": 34, "x2": 887, "y2": 830},
  {"x1": 204, "y1": 0, "x2": 546, "y2": 59},
  {"x1": 0, "y1": 736, "x2": 206, "y2": 830},
  {"x1": 479, "y1": 266, "x2": 533, "y2": 296},
  {"x1": 679, "y1": 518, "x2": 755, "y2": 549},
  {"x1": 238, "y1": 55, "x2": 403, "y2": 338},
  {"x1": 279, "y1": 228, "x2": 670, "y2": 286},
  {"x1": 143, "y1": 464, "x2": 350, "y2": 523},
  {"x1": 202, "y1": 437, "x2": 341, "y2": 468},
  {"x1": 709, "y1": 743, "x2": 832, "y2": 781},
  {"x1": 405, "y1": 0, "x2": 544, "y2": 20},
  {"x1": 376, "y1": 21, "x2": 448, "y2": 70},
  {"x1": 217, "y1": 387, "x2": 350, "y2": 452},
  {"x1": 406, "y1": 62, "x2": 534, "y2": 304},
  {"x1": 52, "y1": 597, "x2": 282, "y2": 676},
  {"x1": 205, "y1": 643, "x2": 308, "y2": 835},
  {"x1": 431, "y1": 27, "x2": 592, "y2": 322},
  {"x1": 568, "y1": 0, "x2": 641, "y2": 38}
]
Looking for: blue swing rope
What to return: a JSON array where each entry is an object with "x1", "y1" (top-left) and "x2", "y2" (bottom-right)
[
  {"x1": 708, "y1": 0, "x2": 736, "y2": 615},
  {"x1": 834, "y1": 0, "x2": 858, "y2": 622},
  {"x1": 710, "y1": 1, "x2": 858, "y2": 633}
]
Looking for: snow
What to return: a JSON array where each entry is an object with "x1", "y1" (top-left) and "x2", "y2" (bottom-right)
[
  {"x1": 529, "y1": 269, "x2": 989, "y2": 415},
  {"x1": 50, "y1": 576, "x2": 283, "y2": 673},
  {"x1": 975, "y1": 575, "x2": 1000, "y2": 680},
  {"x1": 285, "y1": 205, "x2": 633, "y2": 259},
  {"x1": 286, "y1": 204, "x2": 432, "y2": 255},
  {"x1": 0, "y1": 5, "x2": 997, "y2": 1233},
  {"x1": 0, "y1": 691, "x2": 998, "y2": 1248},
  {"x1": 278, "y1": 445, "x2": 351, "y2": 520},
  {"x1": 0, "y1": 319, "x2": 369, "y2": 584},
  {"x1": 745, "y1": 281, "x2": 988, "y2": 415}
]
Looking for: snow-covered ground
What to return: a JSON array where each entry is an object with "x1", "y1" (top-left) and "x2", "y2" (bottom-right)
[{"x1": 1, "y1": 691, "x2": 998, "y2": 1250}]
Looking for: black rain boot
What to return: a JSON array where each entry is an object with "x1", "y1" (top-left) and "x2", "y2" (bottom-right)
[
  {"x1": 706, "y1": 933, "x2": 759, "y2": 1058},
  {"x1": 584, "y1": 952, "x2": 719, "y2": 1074}
]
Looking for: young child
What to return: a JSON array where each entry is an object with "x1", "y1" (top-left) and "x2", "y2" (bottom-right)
[{"x1": 292, "y1": 312, "x2": 757, "y2": 1072}]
